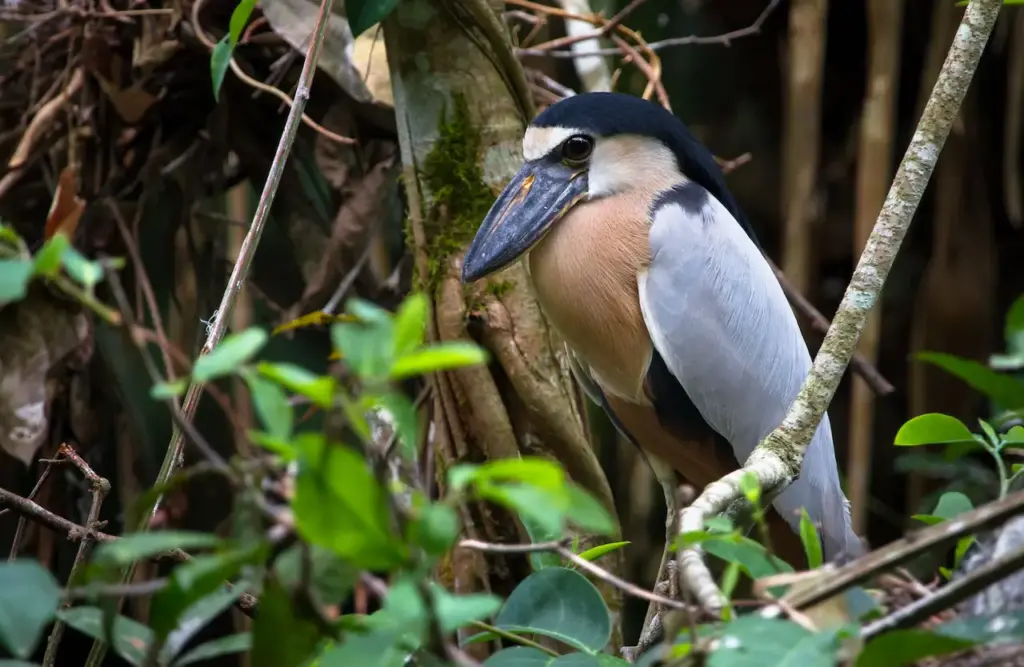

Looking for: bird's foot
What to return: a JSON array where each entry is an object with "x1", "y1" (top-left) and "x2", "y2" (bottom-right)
[{"x1": 620, "y1": 560, "x2": 678, "y2": 662}]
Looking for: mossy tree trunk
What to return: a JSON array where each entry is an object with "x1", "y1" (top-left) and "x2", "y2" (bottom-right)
[{"x1": 383, "y1": 0, "x2": 624, "y2": 652}]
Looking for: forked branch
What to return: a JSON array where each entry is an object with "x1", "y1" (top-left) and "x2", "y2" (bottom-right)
[{"x1": 676, "y1": 0, "x2": 1004, "y2": 611}]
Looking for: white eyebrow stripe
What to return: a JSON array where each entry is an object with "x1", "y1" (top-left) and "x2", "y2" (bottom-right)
[{"x1": 523, "y1": 125, "x2": 584, "y2": 161}]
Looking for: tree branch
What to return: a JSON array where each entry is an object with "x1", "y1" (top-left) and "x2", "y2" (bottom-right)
[{"x1": 676, "y1": 0, "x2": 1004, "y2": 612}]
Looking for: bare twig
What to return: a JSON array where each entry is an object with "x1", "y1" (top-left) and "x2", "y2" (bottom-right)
[
  {"x1": 768, "y1": 258, "x2": 894, "y2": 396},
  {"x1": 862, "y1": 541, "x2": 1024, "y2": 639},
  {"x1": 676, "y1": 0, "x2": 1004, "y2": 612},
  {"x1": 42, "y1": 444, "x2": 110, "y2": 667},
  {"x1": 7, "y1": 460, "x2": 56, "y2": 559},
  {"x1": 82, "y1": 0, "x2": 340, "y2": 661},
  {"x1": 514, "y1": 0, "x2": 781, "y2": 58}
]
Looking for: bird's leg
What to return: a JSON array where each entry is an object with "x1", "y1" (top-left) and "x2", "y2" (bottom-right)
[{"x1": 628, "y1": 470, "x2": 680, "y2": 660}]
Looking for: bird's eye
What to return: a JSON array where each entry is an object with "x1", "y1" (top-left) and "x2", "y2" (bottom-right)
[{"x1": 561, "y1": 135, "x2": 593, "y2": 164}]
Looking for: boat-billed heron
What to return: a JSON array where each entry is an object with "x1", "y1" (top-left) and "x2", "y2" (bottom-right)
[{"x1": 461, "y1": 92, "x2": 862, "y2": 584}]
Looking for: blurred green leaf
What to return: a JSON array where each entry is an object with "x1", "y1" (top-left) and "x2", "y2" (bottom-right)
[
  {"x1": 258, "y1": 361, "x2": 335, "y2": 408},
  {"x1": 576, "y1": 541, "x2": 630, "y2": 564},
  {"x1": 293, "y1": 436, "x2": 406, "y2": 568},
  {"x1": 495, "y1": 567, "x2": 610, "y2": 653},
  {"x1": 1006, "y1": 294, "x2": 1024, "y2": 354},
  {"x1": 61, "y1": 246, "x2": 103, "y2": 287},
  {"x1": 151, "y1": 379, "x2": 187, "y2": 399},
  {"x1": 252, "y1": 579, "x2": 321, "y2": 667},
  {"x1": 1005, "y1": 425, "x2": 1024, "y2": 444},
  {"x1": 565, "y1": 485, "x2": 616, "y2": 536},
  {"x1": 33, "y1": 234, "x2": 68, "y2": 276},
  {"x1": 0, "y1": 561, "x2": 61, "y2": 659},
  {"x1": 912, "y1": 491, "x2": 974, "y2": 526},
  {"x1": 739, "y1": 471, "x2": 760, "y2": 505},
  {"x1": 151, "y1": 546, "x2": 263, "y2": 639},
  {"x1": 799, "y1": 509, "x2": 823, "y2": 569},
  {"x1": 0, "y1": 259, "x2": 33, "y2": 306},
  {"x1": 386, "y1": 577, "x2": 502, "y2": 635},
  {"x1": 895, "y1": 413, "x2": 975, "y2": 446},
  {"x1": 244, "y1": 371, "x2": 293, "y2": 439},
  {"x1": 939, "y1": 609, "x2": 1024, "y2": 643},
  {"x1": 918, "y1": 352, "x2": 1024, "y2": 410},
  {"x1": 346, "y1": 0, "x2": 400, "y2": 37},
  {"x1": 370, "y1": 392, "x2": 419, "y2": 460},
  {"x1": 483, "y1": 647, "x2": 550, "y2": 666},
  {"x1": 409, "y1": 503, "x2": 461, "y2": 556},
  {"x1": 704, "y1": 536, "x2": 793, "y2": 578},
  {"x1": 58, "y1": 607, "x2": 152, "y2": 666},
  {"x1": 173, "y1": 633, "x2": 252, "y2": 667},
  {"x1": 93, "y1": 532, "x2": 223, "y2": 568},
  {"x1": 392, "y1": 293, "x2": 428, "y2": 356},
  {"x1": 192, "y1": 328, "x2": 268, "y2": 382},
  {"x1": 856, "y1": 629, "x2": 973, "y2": 667},
  {"x1": 709, "y1": 617, "x2": 842, "y2": 666},
  {"x1": 333, "y1": 320, "x2": 393, "y2": 379},
  {"x1": 273, "y1": 544, "x2": 356, "y2": 609},
  {"x1": 521, "y1": 512, "x2": 564, "y2": 571},
  {"x1": 163, "y1": 585, "x2": 241, "y2": 663},
  {"x1": 390, "y1": 342, "x2": 488, "y2": 380}
]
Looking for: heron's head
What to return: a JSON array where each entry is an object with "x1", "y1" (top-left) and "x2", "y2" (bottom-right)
[{"x1": 461, "y1": 92, "x2": 702, "y2": 283}]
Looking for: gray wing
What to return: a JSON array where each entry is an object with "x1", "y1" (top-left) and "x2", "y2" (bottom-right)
[{"x1": 637, "y1": 181, "x2": 861, "y2": 561}]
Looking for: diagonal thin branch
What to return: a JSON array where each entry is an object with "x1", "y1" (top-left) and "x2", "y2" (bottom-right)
[
  {"x1": 676, "y1": 0, "x2": 1004, "y2": 612},
  {"x1": 81, "y1": 0, "x2": 341, "y2": 663}
]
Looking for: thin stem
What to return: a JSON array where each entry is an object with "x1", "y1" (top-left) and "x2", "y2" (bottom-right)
[{"x1": 81, "y1": 0, "x2": 339, "y2": 662}]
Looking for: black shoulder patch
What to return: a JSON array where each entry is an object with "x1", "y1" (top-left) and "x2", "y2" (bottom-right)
[{"x1": 650, "y1": 181, "x2": 709, "y2": 218}]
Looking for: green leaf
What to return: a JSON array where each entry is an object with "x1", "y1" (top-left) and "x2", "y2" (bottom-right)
[
  {"x1": 252, "y1": 578, "x2": 322, "y2": 667},
  {"x1": 346, "y1": 0, "x2": 400, "y2": 37},
  {"x1": 192, "y1": 328, "x2": 268, "y2": 382},
  {"x1": 258, "y1": 361, "x2": 335, "y2": 408},
  {"x1": 211, "y1": 37, "x2": 232, "y2": 101},
  {"x1": 385, "y1": 578, "x2": 502, "y2": 636},
  {"x1": 244, "y1": 371, "x2": 294, "y2": 440},
  {"x1": 392, "y1": 293, "x2": 428, "y2": 356},
  {"x1": 918, "y1": 352, "x2": 1024, "y2": 410},
  {"x1": 799, "y1": 509, "x2": 823, "y2": 569},
  {"x1": 0, "y1": 259, "x2": 33, "y2": 306},
  {"x1": 474, "y1": 457, "x2": 566, "y2": 490},
  {"x1": 151, "y1": 547, "x2": 262, "y2": 639},
  {"x1": 33, "y1": 233, "x2": 68, "y2": 276},
  {"x1": 409, "y1": 503, "x2": 461, "y2": 556},
  {"x1": 163, "y1": 585, "x2": 241, "y2": 662},
  {"x1": 390, "y1": 342, "x2": 488, "y2": 379},
  {"x1": 315, "y1": 627, "x2": 407, "y2": 667},
  {"x1": 709, "y1": 617, "x2": 842, "y2": 667},
  {"x1": 895, "y1": 413, "x2": 975, "y2": 446},
  {"x1": 371, "y1": 392, "x2": 419, "y2": 461},
  {"x1": 0, "y1": 561, "x2": 61, "y2": 659},
  {"x1": 704, "y1": 536, "x2": 793, "y2": 579},
  {"x1": 61, "y1": 246, "x2": 103, "y2": 287},
  {"x1": 1005, "y1": 425, "x2": 1024, "y2": 444},
  {"x1": 855, "y1": 629, "x2": 974, "y2": 667},
  {"x1": 483, "y1": 647, "x2": 550, "y2": 666},
  {"x1": 293, "y1": 436, "x2": 407, "y2": 568},
  {"x1": 485, "y1": 484, "x2": 566, "y2": 537},
  {"x1": 93, "y1": 531, "x2": 223, "y2": 568},
  {"x1": 173, "y1": 633, "x2": 252, "y2": 667},
  {"x1": 565, "y1": 485, "x2": 616, "y2": 536},
  {"x1": 333, "y1": 320, "x2": 393, "y2": 379},
  {"x1": 273, "y1": 544, "x2": 357, "y2": 609},
  {"x1": 58, "y1": 606, "x2": 153, "y2": 667},
  {"x1": 249, "y1": 431, "x2": 299, "y2": 461},
  {"x1": 228, "y1": 0, "x2": 257, "y2": 43},
  {"x1": 520, "y1": 512, "x2": 564, "y2": 571},
  {"x1": 912, "y1": 491, "x2": 974, "y2": 526},
  {"x1": 576, "y1": 541, "x2": 630, "y2": 563},
  {"x1": 1006, "y1": 294, "x2": 1024, "y2": 354},
  {"x1": 151, "y1": 379, "x2": 187, "y2": 399},
  {"x1": 495, "y1": 567, "x2": 610, "y2": 653}
]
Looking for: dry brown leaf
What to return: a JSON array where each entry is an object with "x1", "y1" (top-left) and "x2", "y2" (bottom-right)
[
  {"x1": 0, "y1": 291, "x2": 90, "y2": 466},
  {"x1": 351, "y1": 26, "x2": 392, "y2": 106},
  {"x1": 44, "y1": 167, "x2": 85, "y2": 240},
  {"x1": 287, "y1": 145, "x2": 397, "y2": 319},
  {"x1": 94, "y1": 76, "x2": 160, "y2": 124}
]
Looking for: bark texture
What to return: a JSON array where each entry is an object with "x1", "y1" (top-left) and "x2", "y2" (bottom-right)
[{"x1": 383, "y1": 0, "x2": 623, "y2": 651}]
